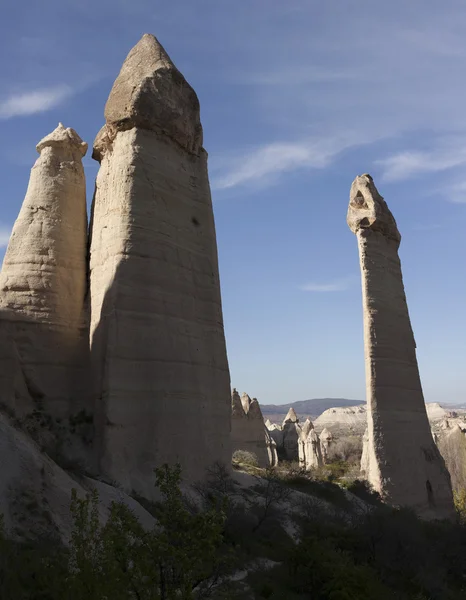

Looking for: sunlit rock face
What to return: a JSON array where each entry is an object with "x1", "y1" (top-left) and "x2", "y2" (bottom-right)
[
  {"x1": 89, "y1": 34, "x2": 231, "y2": 498},
  {"x1": 0, "y1": 124, "x2": 91, "y2": 437},
  {"x1": 231, "y1": 390, "x2": 278, "y2": 467},
  {"x1": 348, "y1": 174, "x2": 454, "y2": 520}
]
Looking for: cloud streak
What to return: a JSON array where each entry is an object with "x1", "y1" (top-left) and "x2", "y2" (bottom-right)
[
  {"x1": 299, "y1": 277, "x2": 354, "y2": 293},
  {"x1": 375, "y1": 137, "x2": 466, "y2": 183},
  {"x1": 0, "y1": 85, "x2": 74, "y2": 119},
  {"x1": 212, "y1": 134, "x2": 371, "y2": 191}
]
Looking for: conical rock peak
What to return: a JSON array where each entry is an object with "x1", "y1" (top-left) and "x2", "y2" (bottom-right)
[{"x1": 102, "y1": 33, "x2": 203, "y2": 155}]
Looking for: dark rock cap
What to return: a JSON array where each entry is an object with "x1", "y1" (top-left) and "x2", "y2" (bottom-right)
[{"x1": 101, "y1": 33, "x2": 203, "y2": 155}]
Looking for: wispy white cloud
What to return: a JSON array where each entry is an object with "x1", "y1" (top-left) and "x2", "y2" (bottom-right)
[
  {"x1": 212, "y1": 134, "x2": 372, "y2": 191},
  {"x1": 299, "y1": 277, "x2": 354, "y2": 293},
  {"x1": 375, "y1": 138, "x2": 466, "y2": 183},
  {"x1": 0, "y1": 226, "x2": 11, "y2": 248},
  {"x1": 441, "y1": 181, "x2": 466, "y2": 204},
  {"x1": 0, "y1": 85, "x2": 73, "y2": 119}
]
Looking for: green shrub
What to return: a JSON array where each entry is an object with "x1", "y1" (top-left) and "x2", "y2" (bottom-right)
[{"x1": 232, "y1": 450, "x2": 260, "y2": 467}]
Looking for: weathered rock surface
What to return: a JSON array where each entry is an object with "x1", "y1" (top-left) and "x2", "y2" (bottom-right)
[
  {"x1": 348, "y1": 173, "x2": 454, "y2": 520},
  {"x1": 297, "y1": 418, "x2": 323, "y2": 469},
  {"x1": 314, "y1": 405, "x2": 367, "y2": 436},
  {"x1": 231, "y1": 390, "x2": 277, "y2": 467},
  {"x1": 303, "y1": 429, "x2": 323, "y2": 470},
  {"x1": 89, "y1": 34, "x2": 231, "y2": 498},
  {"x1": 319, "y1": 428, "x2": 333, "y2": 464},
  {"x1": 437, "y1": 424, "x2": 466, "y2": 493},
  {"x1": 0, "y1": 124, "x2": 91, "y2": 459},
  {"x1": 298, "y1": 418, "x2": 313, "y2": 467},
  {"x1": 0, "y1": 413, "x2": 155, "y2": 544},
  {"x1": 281, "y1": 408, "x2": 301, "y2": 461}
]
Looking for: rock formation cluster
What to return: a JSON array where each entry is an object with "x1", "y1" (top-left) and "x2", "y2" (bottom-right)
[
  {"x1": 0, "y1": 34, "x2": 232, "y2": 504},
  {"x1": 266, "y1": 411, "x2": 324, "y2": 470},
  {"x1": 231, "y1": 389, "x2": 277, "y2": 467},
  {"x1": 347, "y1": 173, "x2": 454, "y2": 520}
]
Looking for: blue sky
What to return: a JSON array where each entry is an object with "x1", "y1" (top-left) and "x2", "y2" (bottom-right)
[{"x1": 1, "y1": 0, "x2": 465, "y2": 405}]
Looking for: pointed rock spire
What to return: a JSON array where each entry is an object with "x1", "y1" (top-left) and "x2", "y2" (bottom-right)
[
  {"x1": 283, "y1": 407, "x2": 298, "y2": 425},
  {"x1": 231, "y1": 388, "x2": 245, "y2": 418},
  {"x1": 102, "y1": 33, "x2": 202, "y2": 155},
  {"x1": 241, "y1": 393, "x2": 252, "y2": 415},
  {"x1": 248, "y1": 397, "x2": 264, "y2": 420},
  {"x1": 300, "y1": 418, "x2": 314, "y2": 439}
]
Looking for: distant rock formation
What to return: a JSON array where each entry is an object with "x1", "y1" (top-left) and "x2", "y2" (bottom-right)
[
  {"x1": 298, "y1": 418, "x2": 313, "y2": 467},
  {"x1": 88, "y1": 34, "x2": 231, "y2": 497},
  {"x1": 297, "y1": 418, "x2": 323, "y2": 470},
  {"x1": 281, "y1": 408, "x2": 301, "y2": 461},
  {"x1": 314, "y1": 405, "x2": 367, "y2": 436},
  {"x1": 347, "y1": 173, "x2": 454, "y2": 520},
  {"x1": 231, "y1": 389, "x2": 277, "y2": 467},
  {"x1": 0, "y1": 124, "x2": 91, "y2": 459},
  {"x1": 266, "y1": 420, "x2": 284, "y2": 457},
  {"x1": 319, "y1": 428, "x2": 333, "y2": 464}
]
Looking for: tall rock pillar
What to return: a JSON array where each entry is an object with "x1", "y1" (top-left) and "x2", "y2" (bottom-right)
[
  {"x1": 0, "y1": 124, "x2": 90, "y2": 425},
  {"x1": 89, "y1": 34, "x2": 231, "y2": 497},
  {"x1": 347, "y1": 174, "x2": 454, "y2": 520}
]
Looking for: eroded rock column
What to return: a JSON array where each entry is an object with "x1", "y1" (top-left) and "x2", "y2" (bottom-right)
[
  {"x1": 0, "y1": 124, "x2": 90, "y2": 425},
  {"x1": 231, "y1": 390, "x2": 275, "y2": 467},
  {"x1": 89, "y1": 34, "x2": 231, "y2": 496},
  {"x1": 347, "y1": 174, "x2": 454, "y2": 519}
]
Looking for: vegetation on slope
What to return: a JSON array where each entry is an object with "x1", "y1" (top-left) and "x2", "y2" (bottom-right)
[{"x1": 1, "y1": 459, "x2": 466, "y2": 599}]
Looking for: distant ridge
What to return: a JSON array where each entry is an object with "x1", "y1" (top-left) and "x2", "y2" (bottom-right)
[{"x1": 261, "y1": 398, "x2": 364, "y2": 421}]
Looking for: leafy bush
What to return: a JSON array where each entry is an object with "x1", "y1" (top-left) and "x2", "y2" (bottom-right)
[
  {"x1": 454, "y1": 488, "x2": 466, "y2": 524},
  {"x1": 232, "y1": 450, "x2": 259, "y2": 468}
]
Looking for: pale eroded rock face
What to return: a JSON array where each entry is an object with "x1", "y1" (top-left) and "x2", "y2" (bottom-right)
[
  {"x1": 348, "y1": 174, "x2": 454, "y2": 520},
  {"x1": 282, "y1": 409, "x2": 301, "y2": 461},
  {"x1": 0, "y1": 124, "x2": 91, "y2": 429},
  {"x1": 304, "y1": 429, "x2": 323, "y2": 470},
  {"x1": 231, "y1": 390, "x2": 277, "y2": 467},
  {"x1": 314, "y1": 405, "x2": 367, "y2": 435},
  {"x1": 298, "y1": 418, "x2": 322, "y2": 469},
  {"x1": 89, "y1": 35, "x2": 231, "y2": 497},
  {"x1": 319, "y1": 428, "x2": 333, "y2": 464}
]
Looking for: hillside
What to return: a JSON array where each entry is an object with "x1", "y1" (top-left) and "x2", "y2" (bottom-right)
[{"x1": 260, "y1": 398, "x2": 364, "y2": 421}]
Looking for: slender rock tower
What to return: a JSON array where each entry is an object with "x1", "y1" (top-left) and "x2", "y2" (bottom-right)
[
  {"x1": 347, "y1": 174, "x2": 454, "y2": 519},
  {"x1": 0, "y1": 124, "x2": 90, "y2": 424},
  {"x1": 89, "y1": 34, "x2": 231, "y2": 497}
]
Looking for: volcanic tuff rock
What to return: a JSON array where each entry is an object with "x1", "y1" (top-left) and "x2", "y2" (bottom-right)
[
  {"x1": 319, "y1": 428, "x2": 333, "y2": 464},
  {"x1": 314, "y1": 405, "x2": 367, "y2": 435},
  {"x1": 348, "y1": 174, "x2": 454, "y2": 520},
  {"x1": 0, "y1": 412, "x2": 155, "y2": 544},
  {"x1": 298, "y1": 418, "x2": 313, "y2": 466},
  {"x1": 231, "y1": 390, "x2": 277, "y2": 467},
  {"x1": 89, "y1": 34, "x2": 231, "y2": 498},
  {"x1": 282, "y1": 409, "x2": 301, "y2": 461},
  {"x1": 298, "y1": 419, "x2": 323, "y2": 469},
  {"x1": 0, "y1": 124, "x2": 91, "y2": 445},
  {"x1": 303, "y1": 429, "x2": 323, "y2": 470}
]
